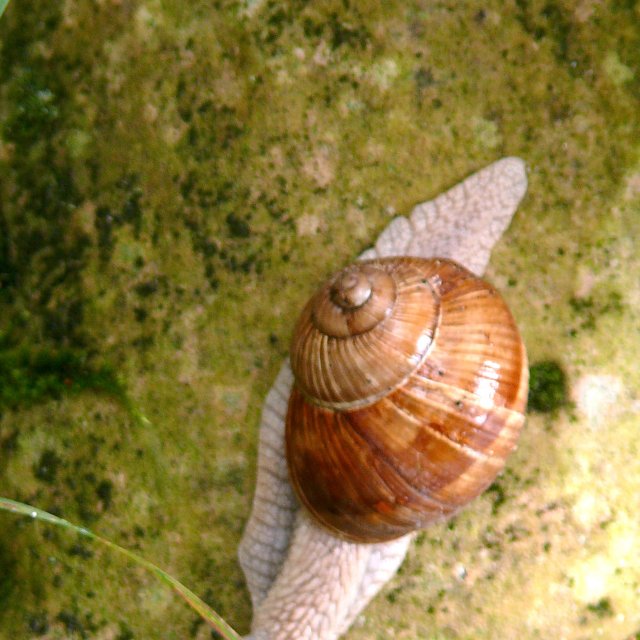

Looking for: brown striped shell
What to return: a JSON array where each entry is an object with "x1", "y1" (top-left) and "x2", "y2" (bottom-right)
[{"x1": 285, "y1": 257, "x2": 529, "y2": 543}]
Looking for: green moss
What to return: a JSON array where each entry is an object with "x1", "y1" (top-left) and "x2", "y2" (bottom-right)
[
  {"x1": 0, "y1": 344, "x2": 126, "y2": 411},
  {"x1": 2, "y1": 71, "x2": 60, "y2": 147},
  {"x1": 586, "y1": 597, "x2": 614, "y2": 618},
  {"x1": 56, "y1": 609, "x2": 90, "y2": 637},
  {"x1": 26, "y1": 612, "x2": 49, "y2": 635},
  {"x1": 0, "y1": 546, "x2": 16, "y2": 607},
  {"x1": 95, "y1": 479, "x2": 113, "y2": 510},
  {"x1": 0, "y1": 10, "x2": 89, "y2": 349},
  {"x1": 569, "y1": 290, "x2": 625, "y2": 334},
  {"x1": 33, "y1": 449, "x2": 63, "y2": 484},
  {"x1": 527, "y1": 361, "x2": 568, "y2": 413},
  {"x1": 225, "y1": 212, "x2": 251, "y2": 239},
  {"x1": 486, "y1": 481, "x2": 507, "y2": 515},
  {"x1": 0, "y1": 0, "x2": 639, "y2": 638},
  {"x1": 603, "y1": 51, "x2": 635, "y2": 85},
  {"x1": 385, "y1": 586, "x2": 401, "y2": 604}
]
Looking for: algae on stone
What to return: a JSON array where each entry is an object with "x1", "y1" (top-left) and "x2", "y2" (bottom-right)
[{"x1": 0, "y1": 1, "x2": 639, "y2": 638}]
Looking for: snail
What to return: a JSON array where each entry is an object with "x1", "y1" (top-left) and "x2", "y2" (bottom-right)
[{"x1": 238, "y1": 157, "x2": 529, "y2": 640}]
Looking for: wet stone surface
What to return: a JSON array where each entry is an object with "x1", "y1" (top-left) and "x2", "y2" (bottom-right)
[{"x1": 0, "y1": 1, "x2": 639, "y2": 638}]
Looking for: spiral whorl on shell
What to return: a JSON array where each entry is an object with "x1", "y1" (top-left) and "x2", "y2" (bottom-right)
[{"x1": 286, "y1": 257, "x2": 528, "y2": 543}]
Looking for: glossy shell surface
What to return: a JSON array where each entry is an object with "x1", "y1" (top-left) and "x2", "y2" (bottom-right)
[{"x1": 286, "y1": 257, "x2": 528, "y2": 543}]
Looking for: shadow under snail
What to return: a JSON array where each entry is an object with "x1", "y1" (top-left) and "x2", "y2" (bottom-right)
[{"x1": 239, "y1": 157, "x2": 529, "y2": 640}]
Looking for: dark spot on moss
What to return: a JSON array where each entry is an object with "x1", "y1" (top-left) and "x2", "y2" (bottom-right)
[
  {"x1": 2, "y1": 72, "x2": 60, "y2": 146},
  {"x1": 569, "y1": 295, "x2": 593, "y2": 310},
  {"x1": 116, "y1": 625, "x2": 134, "y2": 640},
  {"x1": 68, "y1": 543, "x2": 94, "y2": 559},
  {"x1": 0, "y1": 545, "x2": 16, "y2": 606},
  {"x1": 96, "y1": 479, "x2": 113, "y2": 509},
  {"x1": 0, "y1": 342, "x2": 132, "y2": 421},
  {"x1": 475, "y1": 8, "x2": 487, "y2": 23},
  {"x1": 414, "y1": 531, "x2": 427, "y2": 546},
  {"x1": 504, "y1": 522, "x2": 529, "y2": 542},
  {"x1": 260, "y1": 5, "x2": 289, "y2": 45},
  {"x1": 225, "y1": 212, "x2": 251, "y2": 238},
  {"x1": 131, "y1": 335, "x2": 155, "y2": 350},
  {"x1": 327, "y1": 12, "x2": 371, "y2": 50},
  {"x1": 95, "y1": 206, "x2": 115, "y2": 260},
  {"x1": 514, "y1": 0, "x2": 575, "y2": 67},
  {"x1": 1, "y1": 428, "x2": 20, "y2": 454},
  {"x1": 414, "y1": 67, "x2": 435, "y2": 107},
  {"x1": 586, "y1": 597, "x2": 614, "y2": 618},
  {"x1": 56, "y1": 610, "x2": 86, "y2": 637},
  {"x1": 415, "y1": 67, "x2": 435, "y2": 90},
  {"x1": 42, "y1": 298, "x2": 86, "y2": 344},
  {"x1": 487, "y1": 481, "x2": 507, "y2": 514},
  {"x1": 34, "y1": 449, "x2": 63, "y2": 483},
  {"x1": 121, "y1": 188, "x2": 144, "y2": 237},
  {"x1": 204, "y1": 262, "x2": 220, "y2": 289},
  {"x1": 569, "y1": 290, "x2": 624, "y2": 334},
  {"x1": 202, "y1": 239, "x2": 218, "y2": 257},
  {"x1": 133, "y1": 307, "x2": 148, "y2": 322},
  {"x1": 28, "y1": 612, "x2": 49, "y2": 635},
  {"x1": 613, "y1": 0, "x2": 639, "y2": 9},
  {"x1": 0, "y1": 215, "x2": 14, "y2": 293},
  {"x1": 302, "y1": 16, "x2": 323, "y2": 39},
  {"x1": 528, "y1": 360, "x2": 567, "y2": 413},
  {"x1": 134, "y1": 278, "x2": 160, "y2": 297},
  {"x1": 385, "y1": 586, "x2": 401, "y2": 604},
  {"x1": 219, "y1": 464, "x2": 245, "y2": 491},
  {"x1": 605, "y1": 291, "x2": 624, "y2": 314}
]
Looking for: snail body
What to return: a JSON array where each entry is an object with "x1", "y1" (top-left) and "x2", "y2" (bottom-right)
[
  {"x1": 286, "y1": 256, "x2": 528, "y2": 543},
  {"x1": 238, "y1": 157, "x2": 530, "y2": 640}
]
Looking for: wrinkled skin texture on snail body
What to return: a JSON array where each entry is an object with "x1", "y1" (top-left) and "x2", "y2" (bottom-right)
[{"x1": 238, "y1": 158, "x2": 528, "y2": 640}]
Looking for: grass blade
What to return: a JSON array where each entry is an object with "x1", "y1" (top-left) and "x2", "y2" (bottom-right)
[
  {"x1": 0, "y1": 0, "x2": 9, "y2": 18},
  {"x1": 0, "y1": 497, "x2": 242, "y2": 640}
]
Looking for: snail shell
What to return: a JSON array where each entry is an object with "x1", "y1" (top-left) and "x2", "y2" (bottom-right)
[{"x1": 286, "y1": 256, "x2": 528, "y2": 543}]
